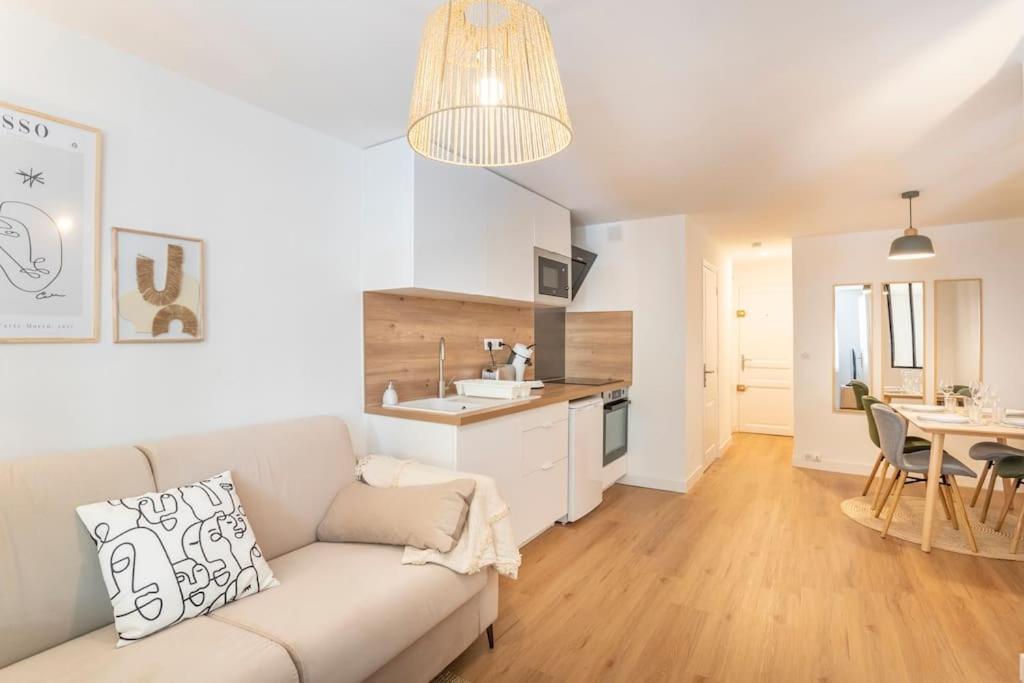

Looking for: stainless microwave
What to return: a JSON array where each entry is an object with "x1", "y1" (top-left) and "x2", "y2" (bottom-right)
[{"x1": 534, "y1": 247, "x2": 571, "y2": 306}]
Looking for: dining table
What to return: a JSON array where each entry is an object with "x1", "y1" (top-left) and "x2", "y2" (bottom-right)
[{"x1": 891, "y1": 404, "x2": 1024, "y2": 552}]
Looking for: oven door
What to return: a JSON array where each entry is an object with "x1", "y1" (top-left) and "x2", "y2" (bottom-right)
[
  {"x1": 603, "y1": 398, "x2": 629, "y2": 466},
  {"x1": 535, "y1": 249, "x2": 570, "y2": 305}
]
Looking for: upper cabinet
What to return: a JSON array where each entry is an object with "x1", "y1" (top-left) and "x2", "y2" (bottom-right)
[
  {"x1": 361, "y1": 139, "x2": 570, "y2": 304},
  {"x1": 532, "y1": 194, "x2": 571, "y2": 257}
]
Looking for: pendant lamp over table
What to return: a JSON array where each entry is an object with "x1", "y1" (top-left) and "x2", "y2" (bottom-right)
[{"x1": 889, "y1": 190, "x2": 936, "y2": 260}]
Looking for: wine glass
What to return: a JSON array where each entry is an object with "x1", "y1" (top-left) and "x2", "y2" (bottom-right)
[{"x1": 939, "y1": 378, "x2": 954, "y2": 409}]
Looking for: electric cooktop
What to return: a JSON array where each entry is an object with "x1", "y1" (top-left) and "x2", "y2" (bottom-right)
[{"x1": 546, "y1": 377, "x2": 620, "y2": 386}]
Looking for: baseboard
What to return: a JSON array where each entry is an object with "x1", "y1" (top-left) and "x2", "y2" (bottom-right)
[
  {"x1": 719, "y1": 436, "x2": 734, "y2": 453},
  {"x1": 686, "y1": 465, "x2": 704, "y2": 490},
  {"x1": 618, "y1": 475, "x2": 686, "y2": 493},
  {"x1": 792, "y1": 458, "x2": 873, "y2": 476}
]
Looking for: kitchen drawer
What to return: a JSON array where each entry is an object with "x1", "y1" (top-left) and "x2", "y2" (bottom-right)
[
  {"x1": 519, "y1": 401, "x2": 569, "y2": 432},
  {"x1": 513, "y1": 458, "x2": 568, "y2": 546},
  {"x1": 521, "y1": 418, "x2": 568, "y2": 476}
]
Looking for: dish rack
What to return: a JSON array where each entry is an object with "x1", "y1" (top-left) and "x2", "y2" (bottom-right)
[{"x1": 454, "y1": 379, "x2": 533, "y2": 400}]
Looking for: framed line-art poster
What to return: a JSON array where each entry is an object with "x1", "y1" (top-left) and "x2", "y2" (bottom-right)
[
  {"x1": 0, "y1": 102, "x2": 101, "y2": 342},
  {"x1": 113, "y1": 228, "x2": 205, "y2": 343}
]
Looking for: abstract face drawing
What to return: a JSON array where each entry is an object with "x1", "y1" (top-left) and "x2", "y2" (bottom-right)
[
  {"x1": 173, "y1": 558, "x2": 212, "y2": 618},
  {"x1": 96, "y1": 526, "x2": 184, "y2": 638}
]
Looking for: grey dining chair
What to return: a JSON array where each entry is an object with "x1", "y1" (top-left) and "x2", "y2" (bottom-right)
[
  {"x1": 870, "y1": 403, "x2": 978, "y2": 551},
  {"x1": 969, "y1": 441, "x2": 1024, "y2": 523},
  {"x1": 859, "y1": 396, "x2": 930, "y2": 511}
]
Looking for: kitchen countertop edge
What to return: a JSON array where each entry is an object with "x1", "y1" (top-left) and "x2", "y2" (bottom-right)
[{"x1": 364, "y1": 381, "x2": 629, "y2": 426}]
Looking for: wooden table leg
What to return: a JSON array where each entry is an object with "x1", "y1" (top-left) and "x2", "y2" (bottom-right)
[{"x1": 921, "y1": 433, "x2": 946, "y2": 552}]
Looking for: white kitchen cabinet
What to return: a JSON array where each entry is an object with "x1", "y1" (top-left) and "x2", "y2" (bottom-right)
[
  {"x1": 361, "y1": 139, "x2": 569, "y2": 304},
  {"x1": 532, "y1": 194, "x2": 571, "y2": 257},
  {"x1": 365, "y1": 401, "x2": 570, "y2": 546}
]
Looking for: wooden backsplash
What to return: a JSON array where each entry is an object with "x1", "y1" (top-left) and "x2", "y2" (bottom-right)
[
  {"x1": 363, "y1": 292, "x2": 535, "y2": 406},
  {"x1": 565, "y1": 311, "x2": 634, "y2": 384}
]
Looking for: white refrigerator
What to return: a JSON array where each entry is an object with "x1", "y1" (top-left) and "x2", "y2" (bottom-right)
[{"x1": 567, "y1": 395, "x2": 604, "y2": 522}]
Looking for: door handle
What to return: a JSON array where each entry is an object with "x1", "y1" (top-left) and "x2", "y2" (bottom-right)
[
  {"x1": 741, "y1": 354, "x2": 749, "y2": 370},
  {"x1": 703, "y1": 364, "x2": 715, "y2": 388}
]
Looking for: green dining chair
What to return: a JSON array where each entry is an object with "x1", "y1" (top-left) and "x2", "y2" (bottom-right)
[
  {"x1": 848, "y1": 380, "x2": 870, "y2": 411},
  {"x1": 991, "y1": 456, "x2": 1024, "y2": 553},
  {"x1": 969, "y1": 441, "x2": 1024, "y2": 522},
  {"x1": 860, "y1": 396, "x2": 931, "y2": 508}
]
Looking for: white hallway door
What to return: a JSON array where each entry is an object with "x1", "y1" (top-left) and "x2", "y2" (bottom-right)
[
  {"x1": 702, "y1": 263, "x2": 719, "y2": 467},
  {"x1": 737, "y1": 284, "x2": 793, "y2": 436}
]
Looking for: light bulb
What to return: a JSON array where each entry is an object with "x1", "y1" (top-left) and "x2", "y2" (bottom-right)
[{"x1": 476, "y1": 76, "x2": 505, "y2": 106}]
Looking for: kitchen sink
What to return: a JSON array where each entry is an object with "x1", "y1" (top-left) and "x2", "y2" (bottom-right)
[{"x1": 387, "y1": 395, "x2": 537, "y2": 414}]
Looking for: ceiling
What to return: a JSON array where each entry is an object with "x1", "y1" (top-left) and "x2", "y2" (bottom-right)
[{"x1": 13, "y1": 0, "x2": 1024, "y2": 246}]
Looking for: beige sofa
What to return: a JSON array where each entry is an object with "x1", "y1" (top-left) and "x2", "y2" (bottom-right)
[{"x1": 0, "y1": 416, "x2": 497, "y2": 683}]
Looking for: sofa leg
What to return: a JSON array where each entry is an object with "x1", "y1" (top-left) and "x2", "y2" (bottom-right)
[{"x1": 486, "y1": 624, "x2": 494, "y2": 649}]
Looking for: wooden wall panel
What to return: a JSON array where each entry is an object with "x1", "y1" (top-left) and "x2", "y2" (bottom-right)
[
  {"x1": 363, "y1": 292, "x2": 534, "y2": 406},
  {"x1": 565, "y1": 311, "x2": 633, "y2": 384}
]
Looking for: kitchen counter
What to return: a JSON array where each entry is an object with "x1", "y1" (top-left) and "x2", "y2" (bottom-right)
[{"x1": 365, "y1": 380, "x2": 628, "y2": 426}]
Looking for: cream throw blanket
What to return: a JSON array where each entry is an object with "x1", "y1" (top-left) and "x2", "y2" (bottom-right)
[{"x1": 356, "y1": 455, "x2": 521, "y2": 579}]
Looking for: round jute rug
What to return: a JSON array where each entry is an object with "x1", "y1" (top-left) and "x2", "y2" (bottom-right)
[{"x1": 841, "y1": 495, "x2": 1024, "y2": 561}]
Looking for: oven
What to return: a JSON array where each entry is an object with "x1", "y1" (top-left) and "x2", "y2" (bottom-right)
[
  {"x1": 602, "y1": 388, "x2": 629, "y2": 466},
  {"x1": 535, "y1": 247, "x2": 571, "y2": 306}
]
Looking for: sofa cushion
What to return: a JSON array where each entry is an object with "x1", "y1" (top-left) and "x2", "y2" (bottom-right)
[
  {"x1": 317, "y1": 479, "x2": 476, "y2": 552},
  {"x1": 0, "y1": 618, "x2": 297, "y2": 683},
  {"x1": 0, "y1": 446, "x2": 156, "y2": 668},
  {"x1": 138, "y1": 416, "x2": 356, "y2": 560},
  {"x1": 209, "y1": 542, "x2": 488, "y2": 683},
  {"x1": 76, "y1": 471, "x2": 279, "y2": 646}
]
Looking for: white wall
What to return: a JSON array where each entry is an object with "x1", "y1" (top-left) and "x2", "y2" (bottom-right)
[
  {"x1": 0, "y1": 8, "x2": 365, "y2": 459},
  {"x1": 793, "y1": 218, "x2": 1024, "y2": 474},
  {"x1": 571, "y1": 216, "x2": 688, "y2": 490},
  {"x1": 571, "y1": 215, "x2": 732, "y2": 492}
]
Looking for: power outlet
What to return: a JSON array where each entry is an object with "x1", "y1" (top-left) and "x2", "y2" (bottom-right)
[
  {"x1": 483, "y1": 339, "x2": 504, "y2": 351},
  {"x1": 803, "y1": 453, "x2": 822, "y2": 463}
]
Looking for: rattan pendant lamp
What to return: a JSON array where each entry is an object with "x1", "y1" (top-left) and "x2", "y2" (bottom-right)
[{"x1": 407, "y1": 0, "x2": 573, "y2": 166}]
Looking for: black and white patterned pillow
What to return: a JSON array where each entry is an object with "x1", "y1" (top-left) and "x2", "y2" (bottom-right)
[{"x1": 76, "y1": 471, "x2": 278, "y2": 646}]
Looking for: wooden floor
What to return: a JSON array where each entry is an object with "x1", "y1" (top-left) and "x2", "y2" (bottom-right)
[{"x1": 450, "y1": 433, "x2": 1024, "y2": 682}]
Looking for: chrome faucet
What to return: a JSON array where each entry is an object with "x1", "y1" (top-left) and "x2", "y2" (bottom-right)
[{"x1": 438, "y1": 337, "x2": 446, "y2": 398}]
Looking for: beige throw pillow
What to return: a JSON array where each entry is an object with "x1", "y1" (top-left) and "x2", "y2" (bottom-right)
[{"x1": 317, "y1": 479, "x2": 476, "y2": 552}]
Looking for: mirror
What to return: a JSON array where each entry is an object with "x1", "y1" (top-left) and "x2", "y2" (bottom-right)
[
  {"x1": 882, "y1": 282, "x2": 925, "y2": 402},
  {"x1": 935, "y1": 279, "x2": 982, "y2": 398},
  {"x1": 834, "y1": 284, "x2": 873, "y2": 411}
]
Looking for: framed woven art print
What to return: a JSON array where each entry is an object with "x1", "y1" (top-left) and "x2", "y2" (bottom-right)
[{"x1": 112, "y1": 227, "x2": 205, "y2": 343}]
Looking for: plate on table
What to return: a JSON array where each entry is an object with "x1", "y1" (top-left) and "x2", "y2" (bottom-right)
[
  {"x1": 917, "y1": 413, "x2": 970, "y2": 424},
  {"x1": 895, "y1": 404, "x2": 945, "y2": 413}
]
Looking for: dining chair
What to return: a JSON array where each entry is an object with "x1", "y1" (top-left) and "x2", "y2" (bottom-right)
[
  {"x1": 990, "y1": 457, "x2": 1024, "y2": 554},
  {"x1": 870, "y1": 403, "x2": 978, "y2": 551},
  {"x1": 848, "y1": 380, "x2": 869, "y2": 411},
  {"x1": 969, "y1": 442, "x2": 1024, "y2": 523},
  {"x1": 954, "y1": 386, "x2": 972, "y2": 407},
  {"x1": 860, "y1": 396, "x2": 931, "y2": 508}
]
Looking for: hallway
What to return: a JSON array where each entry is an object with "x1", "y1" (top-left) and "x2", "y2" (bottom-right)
[{"x1": 452, "y1": 433, "x2": 1024, "y2": 681}]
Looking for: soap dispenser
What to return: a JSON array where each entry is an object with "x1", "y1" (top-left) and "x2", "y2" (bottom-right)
[{"x1": 382, "y1": 380, "x2": 398, "y2": 406}]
